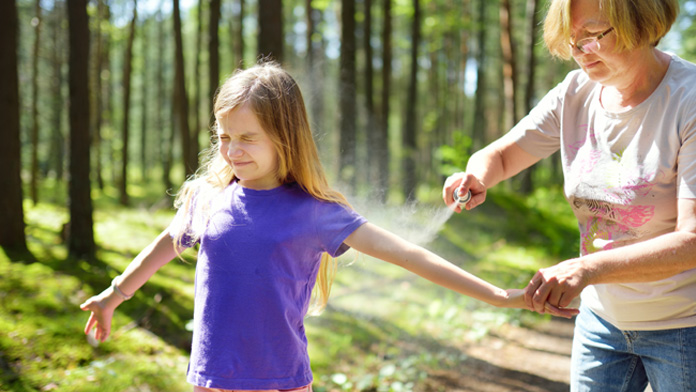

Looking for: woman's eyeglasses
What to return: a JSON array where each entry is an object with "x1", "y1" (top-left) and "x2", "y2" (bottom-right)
[{"x1": 570, "y1": 27, "x2": 614, "y2": 54}]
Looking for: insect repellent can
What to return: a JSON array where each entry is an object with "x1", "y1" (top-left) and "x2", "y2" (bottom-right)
[{"x1": 453, "y1": 186, "x2": 472, "y2": 206}]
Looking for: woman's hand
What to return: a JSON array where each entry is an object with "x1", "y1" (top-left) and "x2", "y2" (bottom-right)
[
  {"x1": 442, "y1": 172, "x2": 487, "y2": 212},
  {"x1": 524, "y1": 257, "x2": 590, "y2": 315},
  {"x1": 501, "y1": 288, "x2": 579, "y2": 318}
]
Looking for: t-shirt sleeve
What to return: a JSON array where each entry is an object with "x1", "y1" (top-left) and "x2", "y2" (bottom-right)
[
  {"x1": 503, "y1": 73, "x2": 575, "y2": 159},
  {"x1": 677, "y1": 97, "x2": 696, "y2": 199},
  {"x1": 313, "y1": 201, "x2": 367, "y2": 258}
]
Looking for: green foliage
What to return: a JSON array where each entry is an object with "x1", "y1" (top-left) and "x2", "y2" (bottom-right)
[
  {"x1": 680, "y1": 1, "x2": 696, "y2": 61},
  {"x1": 436, "y1": 132, "x2": 473, "y2": 175}
]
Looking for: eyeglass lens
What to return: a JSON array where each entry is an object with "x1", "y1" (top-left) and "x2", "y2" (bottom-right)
[{"x1": 578, "y1": 39, "x2": 601, "y2": 53}]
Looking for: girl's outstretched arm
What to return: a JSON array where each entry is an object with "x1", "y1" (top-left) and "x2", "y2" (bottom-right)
[
  {"x1": 343, "y1": 222, "x2": 578, "y2": 317},
  {"x1": 80, "y1": 230, "x2": 183, "y2": 342}
]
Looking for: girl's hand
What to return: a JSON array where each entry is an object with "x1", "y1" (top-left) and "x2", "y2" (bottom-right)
[
  {"x1": 80, "y1": 288, "x2": 121, "y2": 343},
  {"x1": 499, "y1": 288, "x2": 526, "y2": 308},
  {"x1": 502, "y1": 288, "x2": 579, "y2": 319}
]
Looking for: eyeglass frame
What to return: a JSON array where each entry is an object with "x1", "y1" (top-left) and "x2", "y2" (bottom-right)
[{"x1": 569, "y1": 27, "x2": 615, "y2": 54}]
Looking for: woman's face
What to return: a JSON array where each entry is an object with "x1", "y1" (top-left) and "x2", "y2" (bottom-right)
[
  {"x1": 216, "y1": 104, "x2": 280, "y2": 190},
  {"x1": 570, "y1": 0, "x2": 630, "y2": 86}
]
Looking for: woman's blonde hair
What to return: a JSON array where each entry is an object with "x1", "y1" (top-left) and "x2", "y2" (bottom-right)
[
  {"x1": 544, "y1": 0, "x2": 678, "y2": 59},
  {"x1": 173, "y1": 61, "x2": 351, "y2": 314}
]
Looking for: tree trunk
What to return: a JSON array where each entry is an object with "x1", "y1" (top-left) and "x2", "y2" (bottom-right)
[
  {"x1": 519, "y1": 0, "x2": 542, "y2": 194},
  {"x1": 402, "y1": 0, "x2": 420, "y2": 200},
  {"x1": 304, "y1": 1, "x2": 325, "y2": 140},
  {"x1": 119, "y1": 0, "x2": 137, "y2": 206},
  {"x1": 257, "y1": 0, "x2": 283, "y2": 62},
  {"x1": 92, "y1": 0, "x2": 106, "y2": 190},
  {"x1": 192, "y1": 0, "x2": 203, "y2": 154},
  {"x1": 363, "y1": 0, "x2": 378, "y2": 191},
  {"x1": 67, "y1": 0, "x2": 96, "y2": 261},
  {"x1": 524, "y1": 0, "x2": 540, "y2": 114},
  {"x1": 0, "y1": 0, "x2": 29, "y2": 254},
  {"x1": 49, "y1": 1, "x2": 66, "y2": 184},
  {"x1": 233, "y1": 0, "x2": 245, "y2": 67},
  {"x1": 157, "y1": 6, "x2": 173, "y2": 192},
  {"x1": 209, "y1": 0, "x2": 221, "y2": 123},
  {"x1": 173, "y1": 0, "x2": 195, "y2": 176},
  {"x1": 500, "y1": 0, "x2": 519, "y2": 131},
  {"x1": 471, "y1": 0, "x2": 487, "y2": 151},
  {"x1": 140, "y1": 16, "x2": 149, "y2": 182},
  {"x1": 98, "y1": 0, "x2": 112, "y2": 190},
  {"x1": 377, "y1": 0, "x2": 392, "y2": 202},
  {"x1": 30, "y1": 0, "x2": 42, "y2": 205},
  {"x1": 339, "y1": 0, "x2": 356, "y2": 190},
  {"x1": 455, "y1": 0, "x2": 470, "y2": 134}
]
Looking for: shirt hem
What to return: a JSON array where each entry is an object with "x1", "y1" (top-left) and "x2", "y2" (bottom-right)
[{"x1": 187, "y1": 371, "x2": 313, "y2": 390}]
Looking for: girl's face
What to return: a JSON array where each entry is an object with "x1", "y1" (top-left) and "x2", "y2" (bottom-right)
[
  {"x1": 569, "y1": 0, "x2": 629, "y2": 86},
  {"x1": 217, "y1": 104, "x2": 280, "y2": 190}
]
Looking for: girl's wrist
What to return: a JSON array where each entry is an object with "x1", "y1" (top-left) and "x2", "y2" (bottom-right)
[
  {"x1": 110, "y1": 275, "x2": 134, "y2": 301},
  {"x1": 100, "y1": 285, "x2": 126, "y2": 309}
]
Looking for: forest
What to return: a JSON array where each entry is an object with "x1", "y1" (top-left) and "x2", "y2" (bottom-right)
[
  {"x1": 1, "y1": 0, "x2": 696, "y2": 391},
  {"x1": 2, "y1": 0, "x2": 695, "y2": 257}
]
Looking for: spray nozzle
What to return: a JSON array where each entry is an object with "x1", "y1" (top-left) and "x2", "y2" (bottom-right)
[{"x1": 453, "y1": 186, "x2": 472, "y2": 206}]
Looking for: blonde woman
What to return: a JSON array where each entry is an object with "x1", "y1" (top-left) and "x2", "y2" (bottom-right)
[
  {"x1": 80, "y1": 62, "x2": 548, "y2": 392},
  {"x1": 444, "y1": 0, "x2": 696, "y2": 390}
]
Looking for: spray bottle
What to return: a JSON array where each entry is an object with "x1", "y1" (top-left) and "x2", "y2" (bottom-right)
[{"x1": 453, "y1": 185, "x2": 472, "y2": 207}]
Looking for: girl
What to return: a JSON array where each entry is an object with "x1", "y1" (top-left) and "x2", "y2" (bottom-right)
[{"x1": 80, "y1": 62, "x2": 574, "y2": 392}]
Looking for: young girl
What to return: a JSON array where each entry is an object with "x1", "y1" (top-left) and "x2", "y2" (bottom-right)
[{"x1": 80, "y1": 62, "x2": 575, "y2": 392}]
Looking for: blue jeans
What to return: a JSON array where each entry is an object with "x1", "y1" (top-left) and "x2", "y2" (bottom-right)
[{"x1": 571, "y1": 305, "x2": 696, "y2": 392}]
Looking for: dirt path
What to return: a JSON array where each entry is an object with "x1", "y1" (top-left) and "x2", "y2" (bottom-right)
[
  {"x1": 418, "y1": 316, "x2": 658, "y2": 392},
  {"x1": 418, "y1": 317, "x2": 575, "y2": 392}
]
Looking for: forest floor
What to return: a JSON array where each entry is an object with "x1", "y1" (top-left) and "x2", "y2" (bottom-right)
[{"x1": 417, "y1": 317, "x2": 575, "y2": 392}]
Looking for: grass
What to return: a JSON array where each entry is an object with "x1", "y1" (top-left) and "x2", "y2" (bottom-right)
[{"x1": 0, "y1": 182, "x2": 579, "y2": 392}]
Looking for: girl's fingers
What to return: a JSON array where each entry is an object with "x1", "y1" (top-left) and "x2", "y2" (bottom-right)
[{"x1": 84, "y1": 312, "x2": 96, "y2": 335}]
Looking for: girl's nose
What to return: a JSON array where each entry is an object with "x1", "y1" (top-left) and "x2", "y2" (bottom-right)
[{"x1": 226, "y1": 141, "x2": 244, "y2": 158}]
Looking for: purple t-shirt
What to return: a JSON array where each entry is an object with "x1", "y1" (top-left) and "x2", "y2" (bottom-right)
[{"x1": 169, "y1": 181, "x2": 366, "y2": 389}]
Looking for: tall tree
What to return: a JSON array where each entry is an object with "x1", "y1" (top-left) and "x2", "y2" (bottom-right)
[
  {"x1": 258, "y1": 0, "x2": 283, "y2": 62},
  {"x1": 0, "y1": 0, "x2": 29, "y2": 254},
  {"x1": 363, "y1": 0, "x2": 377, "y2": 189},
  {"x1": 92, "y1": 0, "x2": 107, "y2": 190},
  {"x1": 376, "y1": 0, "x2": 392, "y2": 202},
  {"x1": 49, "y1": 0, "x2": 66, "y2": 183},
  {"x1": 500, "y1": 0, "x2": 520, "y2": 131},
  {"x1": 119, "y1": 0, "x2": 137, "y2": 206},
  {"x1": 339, "y1": 0, "x2": 357, "y2": 190},
  {"x1": 471, "y1": 0, "x2": 487, "y2": 151},
  {"x1": 305, "y1": 0, "x2": 323, "y2": 134},
  {"x1": 519, "y1": 0, "x2": 542, "y2": 194},
  {"x1": 524, "y1": 0, "x2": 541, "y2": 115},
  {"x1": 192, "y1": 0, "x2": 203, "y2": 154},
  {"x1": 209, "y1": 0, "x2": 221, "y2": 122},
  {"x1": 140, "y1": 16, "x2": 150, "y2": 182},
  {"x1": 67, "y1": 0, "x2": 96, "y2": 260},
  {"x1": 402, "y1": 0, "x2": 421, "y2": 200},
  {"x1": 233, "y1": 0, "x2": 245, "y2": 67},
  {"x1": 30, "y1": 0, "x2": 43, "y2": 205},
  {"x1": 173, "y1": 0, "x2": 196, "y2": 176},
  {"x1": 157, "y1": 5, "x2": 173, "y2": 192}
]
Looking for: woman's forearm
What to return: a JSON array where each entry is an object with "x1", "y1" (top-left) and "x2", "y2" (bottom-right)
[
  {"x1": 466, "y1": 139, "x2": 541, "y2": 190},
  {"x1": 581, "y1": 230, "x2": 696, "y2": 285}
]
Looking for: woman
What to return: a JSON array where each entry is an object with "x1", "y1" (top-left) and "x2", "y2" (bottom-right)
[{"x1": 443, "y1": 0, "x2": 696, "y2": 390}]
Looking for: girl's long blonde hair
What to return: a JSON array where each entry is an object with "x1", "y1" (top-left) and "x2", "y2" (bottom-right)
[{"x1": 173, "y1": 61, "x2": 350, "y2": 314}]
